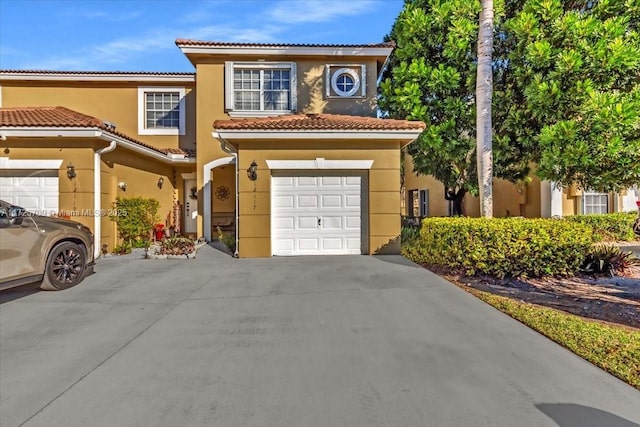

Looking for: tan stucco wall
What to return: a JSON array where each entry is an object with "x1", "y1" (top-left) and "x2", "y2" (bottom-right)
[
  {"x1": 295, "y1": 59, "x2": 378, "y2": 116},
  {"x1": 194, "y1": 63, "x2": 230, "y2": 237},
  {"x1": 1, "y1": 81, "x2": 196, "y2": 152},
  {"x1": 0, "y1": 138, "x2": 186, "y2": 253},
  {"x1": 101, "y1": 147, "x2": 177, "y2": 251},
  {"x1": 403, "y1": 152, "x2": 542, "y2": 218},
  {"x1": 233, "y1": 140, "x2": 403, "y2": 258},
  {"x1": 211, "y1": 165, "x2": 236, "y2": 213},
  {"x1": 0, "y1": 141, "x2": 96, "y2": 232}
]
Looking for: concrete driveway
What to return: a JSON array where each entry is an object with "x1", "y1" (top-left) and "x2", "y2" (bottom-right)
[{"x1": 1, "y1": 245, "x2": 639, "y2": 427}]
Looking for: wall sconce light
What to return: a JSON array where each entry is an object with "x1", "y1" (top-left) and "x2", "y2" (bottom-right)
[
  {"x1": 157, "y1": 176, "x2": 164, "y2": 189},
  {"x1": 246, "y1": 161, "x2": 258, "y2": 181},
  {"x1": 118, "y1": 181, "x2": 127, "y2": 191},
  {"x1": 66, "y1": 163, "x2": 76, "y2": 179}
]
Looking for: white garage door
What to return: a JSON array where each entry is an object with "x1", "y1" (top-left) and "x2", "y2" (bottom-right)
[
  {"x1": 0, "y1": 170, "x2": 59, "y2": 215},
  {"x1": 272, "y1": 173, "x2": 363, "y2": 255}
]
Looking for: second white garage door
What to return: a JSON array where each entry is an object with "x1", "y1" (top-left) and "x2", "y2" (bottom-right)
[
  {"x1": 272, "y1": 173, "x2": 364, "y2": 255},
  {"x1": 0, "y1": 171, "x2": 59, "y2": 215}
]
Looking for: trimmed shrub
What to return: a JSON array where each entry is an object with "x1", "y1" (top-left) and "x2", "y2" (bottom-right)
[
  {"x1": 110, "y1": 197, "x2": 160, "y2": 254},
  {"x1": 564, "y1": 212, "x2": 638, "y2": 242},
  {"x1": 403, "y1": 217, "x2": 594, "y2": 278}
]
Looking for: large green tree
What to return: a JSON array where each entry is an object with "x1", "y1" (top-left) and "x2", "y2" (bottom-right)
[
  {"x1": 382, "y1": 0, "x2": 640, "y2": 215},
  {"x1": 506, "y1": 0, "x2": 640, "y2": 192},
  {"x1": 379, "y1": 0, "x2": 529, "y2": 215}
]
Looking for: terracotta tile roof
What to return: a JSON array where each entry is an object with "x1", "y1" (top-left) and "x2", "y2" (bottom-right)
[
  {"x1": 213, "y1": 114, "x2": 425, "y2": 131},
  {"x1": 0, "y1": 106, "x2": 192, "y2": 157},
  {"x1": 0, "y1": 70, "x2": 194, "y2": 77},
  {"x1": 175, "y1": 39, "x2": 395, "y2": 49}
]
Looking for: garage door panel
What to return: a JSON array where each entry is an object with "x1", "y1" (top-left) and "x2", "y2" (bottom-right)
[
  {"x1": 322, "y1": 238, "x2": 342, "y2": 250},
  {"x1": 322, "y1": 216, "x2": 342, "y2": 229},
  {"x1": 298, "y1": 176, "x2": 318, "y2": 186},
  {"x1": 298, "y1": 238, "x2": 319, "y2": 250},
  {"x1": 345, "y1": 216, "x2": 361, "y2": 229},
  {"x1": 346, "y1": 238, "x2": 361, "y2": 250},
  {"x1": 272, "y1": 172, "x2": 363, "y2": 256},
  {"x1": 298, "y1": 195, "x2": 318, "y2": 208},
  {"x1": 321, "y1": 195, "x2": 342, "y2": 208},
  {"x1": 345, "y1": 194, "x2": 360, "y2": 208},
  {"x1": 274, "y1": 217, "x2": 294, "y2": 230},
  {"x1": 298, "y1": 217, "x2": 318, "y2": 229},
  {"x1": 273, "y1": 195, "x2": 294, "y2": 208},
  {"x1": 321, "y1": 176, "x2": 341, "y2": 186},
  {"x1": 0, "y1": 173, "x2": 59, "y2": 216},
  {"x1": 345, "y1": 176, "x2": 361, "y2": 186}
]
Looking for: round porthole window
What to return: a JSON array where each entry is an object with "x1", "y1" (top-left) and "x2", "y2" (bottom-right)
[{"x1": 331, "y1": 68, "x2": 360, "y2": 97}]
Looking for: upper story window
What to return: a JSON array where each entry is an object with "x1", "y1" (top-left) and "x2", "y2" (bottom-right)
[
  {"x1": 325, "y1": 64, "x2": 366, "y2": 98},
  {"x1": 138, "y1": 87, "x2": 186, "y2": 135},
  {"x1": 225, "y1": 62, "x2": 297, "y2": 117}
]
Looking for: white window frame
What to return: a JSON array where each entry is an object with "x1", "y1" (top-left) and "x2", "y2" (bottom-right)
[
  {"x1": 583, "y1": 191, "x2": 609, "y2": 215},
  {"x1": 138, "y1": 87, "x2": 186, "y2": 136},
  {"x1": 325, "y1": 64, "x2": 366, "y2": 98},
  {"x1": 225, "y1": 62, "x2": 297, "y2": 117}
]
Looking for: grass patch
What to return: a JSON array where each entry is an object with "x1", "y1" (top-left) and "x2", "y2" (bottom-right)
[{"x1": 471, "y1": 290, "x2": 640, "y2": 389}]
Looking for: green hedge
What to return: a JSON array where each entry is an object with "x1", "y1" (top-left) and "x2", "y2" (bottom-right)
[
  {"x1": 403, "y1": 217, "x2": 594, "y2": 278},
  {"x1": 563, "y1": 212, "x2": 638, "y2": 242}
]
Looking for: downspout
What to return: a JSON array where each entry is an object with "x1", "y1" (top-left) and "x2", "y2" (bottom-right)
[
  {"x1": 94, "y1": 141, "x2": 117, "y2": 258},
  {"x1": 212, "y1": 131, "x2": 239, "y2": 258}
]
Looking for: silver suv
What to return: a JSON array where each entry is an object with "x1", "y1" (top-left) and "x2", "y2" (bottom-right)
[{"x1": 0, "y1": 200, "x2": 94, "y2": 291}]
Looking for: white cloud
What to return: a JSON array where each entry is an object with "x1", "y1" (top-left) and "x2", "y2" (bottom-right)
[
  {"x1": 267, "y1": 0, "x2": 376, "y2": 24},
  {"x1": 18, "y1": 22, "x2": 283, "y2": 70}
]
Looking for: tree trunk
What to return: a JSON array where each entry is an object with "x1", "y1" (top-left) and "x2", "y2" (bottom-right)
[
  {"x1": 445, "y1": 187, "x2": 467, "y2": 216},
  {"x1": 476, "y1": 0, "x2": 494, "y2": 217}
]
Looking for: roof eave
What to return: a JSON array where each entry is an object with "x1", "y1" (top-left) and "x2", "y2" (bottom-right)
[
  {"x1": 212, "y1": 129, "x2": 424, "y2": 141},
  {"x1": 177, "y1": 45, "x2": 393, "y2": 58},
  {"x1": 0, "y1": 127, "x2": 194, "y2": 164},
  {"x1": 0, "y1": 72, "x2": 195, "y2": 83}
]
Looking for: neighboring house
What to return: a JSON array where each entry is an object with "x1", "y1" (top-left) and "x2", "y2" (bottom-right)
[
  {"x1": 0, "y1": 40, "x2": 425, "y2": 258},
  {"x1": 403, "y1": 152, "x2": 639, "y2": 218}
]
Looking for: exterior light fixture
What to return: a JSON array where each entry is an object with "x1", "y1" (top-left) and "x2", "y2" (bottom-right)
[
  {"x1": 157, "y1": 176, "x2": 164, "y2": 189},
  {"x1": 247, "y1": 161, "x2": 258, "y2": 181},
  {"x1": 66, "y1": 163, "x2": 76, "y2": 179},
  {"x1": 118, "y1": 181, "x2": 127, "y2": 191}
]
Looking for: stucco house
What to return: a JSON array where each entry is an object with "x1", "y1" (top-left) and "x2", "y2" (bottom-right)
[
  {"x1": 0, "y1": 40, "x2": 425, "y2": 258},
  {"x1": 403, "y1": 153, "x2": 639, "y2": 219}
]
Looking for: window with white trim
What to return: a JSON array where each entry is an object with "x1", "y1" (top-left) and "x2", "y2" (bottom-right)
[
  {"x1": 583, "y1": 191, "x2": 609, "y2": 214},
  {"x1": 225, "y1": 62, "x2": 297, "y2": 117},
  {"x1": 138, "y1": 87, "x2": 186, "y2": 135},
  {"x1": 325, "y1": 64, "x2": 366, "y2": 98}
]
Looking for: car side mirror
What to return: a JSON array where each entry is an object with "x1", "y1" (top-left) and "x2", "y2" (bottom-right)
[{"x1": 0, "y1": 207, "x2": 24, "y2": 227}]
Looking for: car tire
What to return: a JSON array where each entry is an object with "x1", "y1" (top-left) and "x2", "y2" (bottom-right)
[{"x1": 40, "y1": 242, "x2": 87, "y2": 291}]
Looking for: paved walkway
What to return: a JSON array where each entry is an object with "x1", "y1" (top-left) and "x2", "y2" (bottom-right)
[{"x1": 1, "y1": 245, "x2": 639, "y2": 426}]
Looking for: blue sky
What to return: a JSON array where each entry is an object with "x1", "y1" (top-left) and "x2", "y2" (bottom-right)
[{"x1": 0, "y1": 0, "x2": 404, "y2": 72}]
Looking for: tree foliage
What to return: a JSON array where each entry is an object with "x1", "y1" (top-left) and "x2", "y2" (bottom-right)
[
  {"x1": 379, "y1": 0, "x2": 484, "y2": 213},
  {"x1": 110, "y1": 197, "x2": 160, "y2": 254},
  {"x1": 381, "y1": 0, "x2": 640, "y2": 204},
  {"x1": 506, "y1": 0, "x2": 640, "y2": 192}
]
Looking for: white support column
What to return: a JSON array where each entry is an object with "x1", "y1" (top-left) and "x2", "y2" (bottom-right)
[{"x1": 550, "y1": 182, "x2": 564, "y2": 217}]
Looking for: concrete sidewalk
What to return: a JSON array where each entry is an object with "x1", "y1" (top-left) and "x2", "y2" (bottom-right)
[{"x1": 1, "y1": 245, "x2": 639, "y2": 426}]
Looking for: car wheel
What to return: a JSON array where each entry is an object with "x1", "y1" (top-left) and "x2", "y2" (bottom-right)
[{"x1": 40, "y1": 242, "x2": 87, "y2": 291}]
